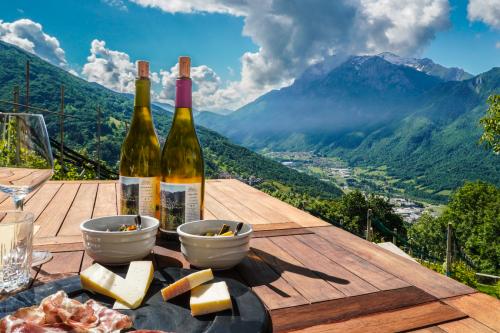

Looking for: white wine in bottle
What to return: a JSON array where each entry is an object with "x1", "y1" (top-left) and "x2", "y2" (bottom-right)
[
  {"x1": 160, "y1": 56, "x2": 205, "y2": 233},
  {"x1": 119, "y1": 61, "x2": 160, "y2": 217}
]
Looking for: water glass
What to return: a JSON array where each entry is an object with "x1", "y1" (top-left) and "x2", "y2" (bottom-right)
[{"x1": 0, "y1": 211, "x2": 33, "y2": 293}]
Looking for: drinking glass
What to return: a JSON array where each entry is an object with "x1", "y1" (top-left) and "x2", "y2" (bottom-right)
[
  {"x1": 0, "y1": 211, "x2": 34, "y2": 293},
  {"x1": 0, "y1": 113, "x2": 54, "y2": 266}
]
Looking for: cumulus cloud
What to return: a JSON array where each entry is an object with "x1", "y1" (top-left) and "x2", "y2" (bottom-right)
[
  {"x1": 467, "y1": 0, "x2": 500, "y2": 28},
  {"x1": 130, "y1": 0, "x2": 450, "y2": 110},
  {"x1": 82, "y1": 39, "x2": 139, "y2": 93},
  {"x1": 0, "y1": 19, "x2": 68, "y2": 68}
]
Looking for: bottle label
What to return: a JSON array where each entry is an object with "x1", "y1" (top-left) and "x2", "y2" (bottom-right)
[
  {"x1": 119, "y1": 176, "x2": 158, "y2": 217},
  {"x1": 160, "y1": 182, "x2": 201, "y2": 232}
]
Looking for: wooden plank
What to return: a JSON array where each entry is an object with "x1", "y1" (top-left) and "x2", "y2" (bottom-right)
[
  {"x1": 204, "y1": 193, "x2": 242, "y2": 221},
  {"x1": 57, "y1": 183, "x2": 98, "y2": 236},
  {"x1": 252, "y1": 222, "x2": 302, "y2": 231},
  {"x1": 203, "y1": 207, "x2": 217, "y2": 220},
  {"x1": 410, "y1": 327, "x2": 446, "y2": 333},
  {"x1": 34, "y1": 183, "x2": 80, "y2": 238},
  {"x1": 153, "y1": 243, "x2": 190, "y2": 269},
  {"x1": 209, "y1": 180, "x2": 291, "y2": 223},
  {"x1": 34, "y1": 235, "x2": 83, "y2": 246},
  {"x1": 236, "y1": 250, "x2": 308, "y2": 310},
  {"x1": 219, "y1": 179, "x2": 329, "y2": 227},
  {"x1": 205, "y1": 187, "x2": 270, "y2": 224},
  {"x1": 296, "y1": 233, "x2": 409, "y2": 290},
  {"x1": 0, "y1": 183, "x2": 59, "y2": 213},
  {"x1": 313, "y1": 226, "x2": 475, "y2": 299},
  {"x1": 92, "y1": 183, "x2": 118, "y2": 217},
  {"x1": 251, "y1": 237, "x2": 344, "y2": 303},
  {"x1": 34, "y1": 242, "x2": 84, "y2": 253},
  {"x1": 254, "y1": 228, "x2": 313, "y2": 238},
  {"x1": 443, "y1": 293, "x2": 500, "y2": 332},
  {"x1": 271, "y1": 235, "x2": 378, "y2": 296},
  {"x1": 37, "y1": 251, "x2": 84, "y2": 275},
  {"x1": 285, "y1": 300, "x2": 466, "y2": 333},
  {"x1": 438, "y1": 318, "x2": 496, "y2": 333},
  {"x1": 81, "y1": 251, "x2": 95, "y2": 271}
]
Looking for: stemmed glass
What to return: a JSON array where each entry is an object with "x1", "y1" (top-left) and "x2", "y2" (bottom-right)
[{"x1": 0, "y1": 113, "x2": 54, "y2": 266}]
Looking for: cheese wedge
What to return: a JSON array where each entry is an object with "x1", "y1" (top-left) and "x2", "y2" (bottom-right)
[
  {"x1": 161, "y1": 268, "x2": 214, "y2": 301},
  {"x1": 190, "y1": 281, "x2": 233, "y2": 316},
  {"x1": 113, "y1": 261, "x2": 154, "y2": 309},
  {"x1": 80, "y1": 263, "x2": 144, "y2": 309}
]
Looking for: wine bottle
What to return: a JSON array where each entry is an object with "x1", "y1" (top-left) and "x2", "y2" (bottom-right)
[
  {"x1": 160, "y1": 56, "x2": 205, "y2": 233},
  {"x1": 119, "y1": 61, "x2": 160, "y2": 217}
]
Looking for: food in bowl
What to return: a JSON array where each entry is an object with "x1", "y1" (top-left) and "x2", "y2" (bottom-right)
[
  {"x1": 80, "y1": 215, "x2": 159, "y2": 265},
  {"x1": 177, "y1": 220, "x2": 253, "y2": 270}
]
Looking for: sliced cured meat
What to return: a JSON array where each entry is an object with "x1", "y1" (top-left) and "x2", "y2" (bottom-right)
[{"x1": 0, "y1": 291, "x2": 133, "y2": 333}]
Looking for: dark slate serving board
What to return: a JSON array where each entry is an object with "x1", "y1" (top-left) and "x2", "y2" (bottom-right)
[{"x1": 0, "y1": 267, "x2": 271, "y2": 333}]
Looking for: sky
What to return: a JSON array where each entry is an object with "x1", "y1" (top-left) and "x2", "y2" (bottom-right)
[{"x1": 0, "y1": 0, "x2": 499, "y2": 111}]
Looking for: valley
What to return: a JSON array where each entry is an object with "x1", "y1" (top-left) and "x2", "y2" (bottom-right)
[{"x1": 264, "y1": 150, "x2": 445, "y2": 221}]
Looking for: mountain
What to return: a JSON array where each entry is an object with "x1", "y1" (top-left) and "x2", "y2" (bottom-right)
[
  {"x1": 378, "y1": 52, "x2": 473, "y2": 81},
  {"x1": 197, "y1": 55, "x2": 500, "y2": 201},
  {"x1": 0, "y1": 41, "x2": 342, "y2": 199}
]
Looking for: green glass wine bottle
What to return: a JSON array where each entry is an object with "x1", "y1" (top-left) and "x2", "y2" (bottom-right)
[
  {"x1": 119, "y1": 60, "x2": 160, "y2": 217},
  {"x1": 160, "y1": 56, "x2": 205, "y2": 233}
]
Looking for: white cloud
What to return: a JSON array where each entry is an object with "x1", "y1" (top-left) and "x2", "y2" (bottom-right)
[
  {"x1": 0, "y1": 19, "x2": 68, "y2": 68},
  {"x1": 130, "y1": 0, "x2": 450, "y2": 110},
  {"x1": 82, "y1": 39, "x2": 138, "y2": 93},
  {"x1": 468, "y1": 0, "x2": 500, "y2": 28},
  {"x1": 496, "y1": 41, "x2": 500, "y2": 49}
]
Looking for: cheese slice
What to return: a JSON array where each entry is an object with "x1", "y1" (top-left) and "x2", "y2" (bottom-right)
[
  {"x1": 80, "y1": 263, "x2": 144, "y2": 309},
  {"x1": 190, "y1": 281, "x2": 233, "y2": 316},
  {"x1": 113, "y1": 261, "x2": 154, "y2": 309},
  {"x1": 161, "y1": 268, "x2": 214, "y2": 301}
]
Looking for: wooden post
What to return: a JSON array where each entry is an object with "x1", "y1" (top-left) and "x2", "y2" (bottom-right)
[
  {"x1": 366, "y1": 208, "x2": 372, "y2": 241},
  {"x1": 446, "y1": 223, "x2": 452, "y2": 277},
  {"x1": 393, "y1": 228, "x2": 397, "y2": 245},
  {"x1": 13, "y1": 86, "x2": 20, "y2": 164},
  {"x1": 60, "y1": 85, "x2": 65, "y2": 171},
  {"x1": 96, "y1": 105, "x2": 101, "y2": 180}
]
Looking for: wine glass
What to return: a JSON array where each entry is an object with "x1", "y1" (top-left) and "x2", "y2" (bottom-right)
[{"x1": 0, "y1": 113, "x2": 54, "y2": 267}]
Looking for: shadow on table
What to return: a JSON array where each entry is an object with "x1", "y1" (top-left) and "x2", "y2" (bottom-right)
[{"x1": 241, "y1": 248, "x2": 350, "y2": 297}]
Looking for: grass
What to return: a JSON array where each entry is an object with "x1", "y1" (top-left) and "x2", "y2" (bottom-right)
[{"x1": 477, "y1": 283, "x2": 500, "y2": 299}]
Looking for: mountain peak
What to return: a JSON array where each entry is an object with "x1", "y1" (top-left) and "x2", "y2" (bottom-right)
[{"x1": 377, "y1": 52, "x2": 473, "y2": 81}]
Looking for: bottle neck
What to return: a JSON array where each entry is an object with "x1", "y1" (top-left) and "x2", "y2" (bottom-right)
[
  {"x1": 173, "y1": 77, "x2": 194, "y2": 125},
  {"x1": 175, "y1": 77, "x2": 192, "y2": 109},
  {"x1": 131, "y1": 78, "x2": 154, "y2": 129},
  {"x1": 134, "y1": 78, "x2": 151, "y2": 108}
]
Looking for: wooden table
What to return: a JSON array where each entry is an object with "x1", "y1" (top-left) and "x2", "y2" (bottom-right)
[{"x1": 1, "y1": 179, "x2": 499, "y2": 332}]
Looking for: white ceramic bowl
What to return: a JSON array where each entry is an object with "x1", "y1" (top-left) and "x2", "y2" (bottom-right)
[
  {"x1": 177, "y1": 220, "x2": 253, "y2": 270},
  {"x1": 80, "y1": 215, "x2": 159, "y2": 265}
]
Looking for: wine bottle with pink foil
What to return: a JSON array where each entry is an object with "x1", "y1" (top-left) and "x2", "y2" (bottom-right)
[{"x1": 160, "y1": 56, "x2": 205, "y2": 233}]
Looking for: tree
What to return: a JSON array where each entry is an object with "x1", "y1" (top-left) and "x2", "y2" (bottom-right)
[
  {"x1": 409, "y1": 181, "x2": 500, "y2": 274},
  {"x1": 480, "y1": 94, "x2": 500, "y2": 153}
]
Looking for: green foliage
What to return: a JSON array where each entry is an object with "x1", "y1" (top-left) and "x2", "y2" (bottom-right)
[
  {"x1": 410, "y1": 181, "x2": 500, "y2": 274},
  {"x1": 477, "y1": 282, "x2": 500, "y2": 299},
  {"x1": 418, "y1": 259, "x2": 478, "y2": 289},
  {"x1": 480, "y1": 94, "x2": 500, "y2": 153},
  {"x1": 259, "y1": 184, "x2": 405, "y2": 240}
]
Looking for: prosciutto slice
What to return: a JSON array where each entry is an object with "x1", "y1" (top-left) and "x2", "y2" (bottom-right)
[{"x1": 0, "y1": 291, "x2": 132, "y2": 333}]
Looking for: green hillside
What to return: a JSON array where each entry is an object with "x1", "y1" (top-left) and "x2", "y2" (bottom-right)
[
  {"x1": 0, "y1": 41, "x2": 342, "y2": 199},
  {"x1": 198, "y1": 56, "x2": 500, "y2": 202}
]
